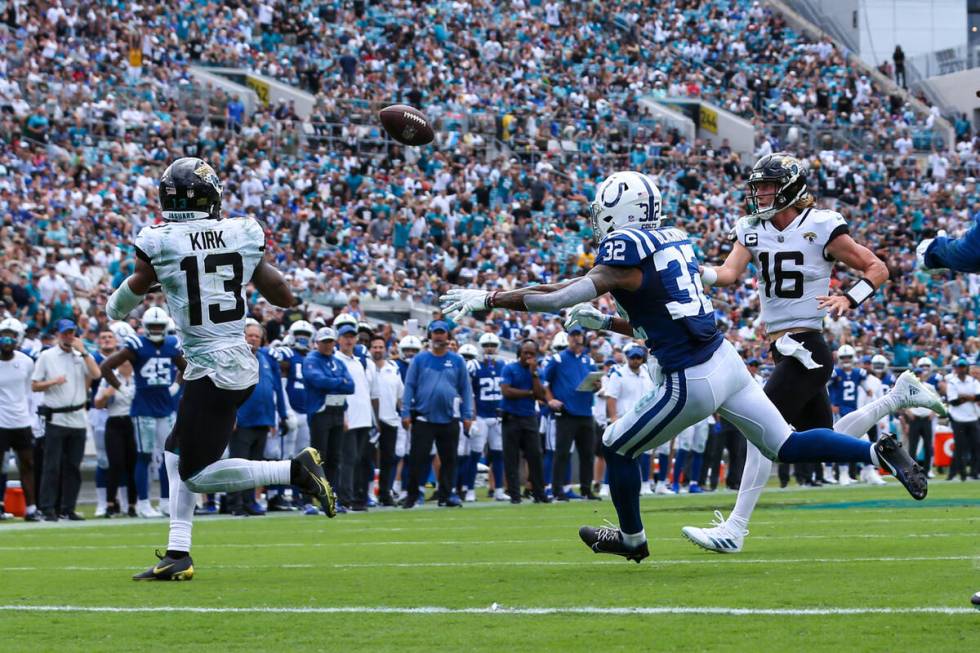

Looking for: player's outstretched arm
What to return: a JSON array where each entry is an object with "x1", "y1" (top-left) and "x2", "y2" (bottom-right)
[
  {"x1": 919, "y1": 219, "x2": 980, "y2": 273},
  {"x1": 441, "y1": 266, "x2": 641, "y2": 320},
  {"x1": 252, "y1": 260, "x2": 296, "y2": 308},
  {"x1": 106, "y1": 258, "x2": 157, "y2": 320},
  {"x1": 701, "y1": 241, "x2": 751, "y2": 288}
]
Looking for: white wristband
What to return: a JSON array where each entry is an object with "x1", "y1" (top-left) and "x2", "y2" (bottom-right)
[{"x1": 700, "y1": 266, "x2": 718, "y2": 288}]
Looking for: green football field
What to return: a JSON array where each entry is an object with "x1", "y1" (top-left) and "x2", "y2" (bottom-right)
[{"x1": 1, "y1": 481, "x2": 977, "y2": 652}]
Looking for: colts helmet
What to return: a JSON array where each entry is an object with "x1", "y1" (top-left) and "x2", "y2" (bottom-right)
[
  {"x1": 550, "y1": 331, "x2": 569, "y2": 352},
  {"x1": 837, "y1": 344, "x2": 856, "y2": 368},
  {"x1": 478, "y1": 332, "x2": 501, "y2": 349},
  {"x1": 288, "y1": 320, "x2": 315, "y2": 352},
  {"x1": 871, "y1": 354, "x2": 889, "y2": 374},
  {"x1": 159, "y1": 157, "x2": 223, "y2": 222},
  {"x1": 142, "y1": 307, "x2": 170, "y2": 343},
  {"x1": 0, "y1": 317, "x2": 24, "y2": 348},
  {"x1": 109, "y1": 320, "x2": 137, "y2": 341},
  {"x1": 398, "y1": 335, "x2": 423, "y2": 357},
  {"x1": 333, "y1": 313, "x2": 358, "y2": 330},
  {"x1": 458, "y1": 343, "x2": 479, "y2": 361},
  {"x1": 589, "y1": 171, "x2": 663, "y2": 244},
  {"x1": 745, "y1": 153, "x2": 810, "y2": 221}
]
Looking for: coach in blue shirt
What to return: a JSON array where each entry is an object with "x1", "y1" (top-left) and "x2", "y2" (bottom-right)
[
  {"x1": 543, "y1": 324, "x2": 600, "y2": 501},
  {"x1": 228, "y1": 322, "x2": 289, "y2": 516},
  {"x1": 401, "y1": 320, "x2": 474, "y2": 508},
  {"x1": 500, "y1": 339, "x2": 549, "y2": 503}
]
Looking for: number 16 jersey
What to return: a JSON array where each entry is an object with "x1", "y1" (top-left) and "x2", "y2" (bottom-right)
[
  {"x1": 733, "y1": 207, "x2": 848, "y2": 334},
  {"x1": 134, "y1": 217, "x2": 266, "y2": 390}
]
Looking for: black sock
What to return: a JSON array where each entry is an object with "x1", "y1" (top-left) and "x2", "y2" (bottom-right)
[{"x1": 166, "y1": 550, "x2": 189, "y2": 559}]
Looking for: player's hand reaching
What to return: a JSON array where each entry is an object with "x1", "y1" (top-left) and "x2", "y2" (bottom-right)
[
  {"x1": 816, "y1": 294, "x2": 852, "y2": 318},
  {"x1": 565, "y1": 303, "x2": 607, "y2": 331},
  {"x1": 440, "y1": 288, "x2": 490, "y2": 320},
  {"x1": 916, "y1": 230, "x2": 948, "y2": 274}
]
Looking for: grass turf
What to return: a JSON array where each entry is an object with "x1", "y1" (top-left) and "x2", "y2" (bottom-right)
[{"x1": 0, "y1": 480, "x2": 977, "y2": 652}]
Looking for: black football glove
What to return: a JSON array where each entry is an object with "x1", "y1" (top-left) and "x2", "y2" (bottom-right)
[{"x1": 278, "y1": 418, "x2": 290, "y2": 435}]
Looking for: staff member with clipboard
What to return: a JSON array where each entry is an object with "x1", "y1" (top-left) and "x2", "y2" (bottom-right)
[{"x1": 543, "y1": 325, "x2": 602, "y2": 501}]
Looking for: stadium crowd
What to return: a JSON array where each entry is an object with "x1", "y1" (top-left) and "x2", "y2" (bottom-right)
[{"x1": 1, "y1": 0, "x2": 980, "y2": 519}]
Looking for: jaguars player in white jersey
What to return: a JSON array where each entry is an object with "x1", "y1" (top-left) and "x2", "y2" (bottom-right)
[
  {"x1": 443, "y1": 170, "x2": 928, "y2": 563},
  {"x1": 681, "y1": 153, "x2": 945, "y2": 553},
  {"x1": 106, "y1": 157, "x2": 335, "y2": 581}
]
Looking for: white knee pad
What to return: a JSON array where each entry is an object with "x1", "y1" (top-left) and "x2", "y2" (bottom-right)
[
  {"x1": 486, "y1": 418, "x2": 503, "y2": 451},
  {"x1": 395, "y1": 425, "x2": 408, "y2": 458}
]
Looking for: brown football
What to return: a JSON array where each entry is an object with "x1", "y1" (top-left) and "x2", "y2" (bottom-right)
[{"x1": 379, "y1": 104, "x2": 434, "y2": 146}]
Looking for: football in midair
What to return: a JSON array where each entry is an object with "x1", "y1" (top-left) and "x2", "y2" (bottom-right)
[{"x1": 379, "y1": 104, "x2": 434, "y2": 146}]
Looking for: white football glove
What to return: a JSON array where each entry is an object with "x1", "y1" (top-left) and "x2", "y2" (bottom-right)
[
  {"x1": 916, "y1": 230, "x2": 947, "y2": 274},
  {"x1": 440, "y1": 288, "x2": 490, "y2": 320},
  {"x1": 564, "y1": 303, "x2": 608, "y2": 331}
]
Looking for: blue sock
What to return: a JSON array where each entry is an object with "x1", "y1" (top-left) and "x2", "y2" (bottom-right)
[
  {"x1": 778, "y1": 429, "x2": 873, "y2": 464},
  {"x1": 639, "y1": 453, "x2": 651, "y2": 482},
  {"x1": 467, "y1": 452, "x2": 480, "y2": 490},
  {"x1": 135, "y1": 453, "x2": 151, "y2": 501},
  {"x1": 673, "y1": 449, "x2": 688, "y2": 485},
  {"x1": 603, "y1": 445, "x2": 643, "y2": 534},
  {"x1": 657, "y1": 453, "x2": 669, "y2": 482},
  {"x1": 158, "y1": 461, "x2": 169, "y2": 499},
  {"x1": 95, "y1": 465, "x2": 107, "y2": 489},
  {"x1": 490, "y1": 449, "x2": 504, "y2": 491},
  {"x1": 543, "y1": 450, "x2": 554, "y2": 488},
  {"x1": 689, "y1": 452, "x2": 703, "y2": 486}
]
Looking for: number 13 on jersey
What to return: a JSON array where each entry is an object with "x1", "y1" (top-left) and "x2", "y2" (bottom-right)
[{"x1": 653, "y1": 244, "x2": 713, "y2": 320}]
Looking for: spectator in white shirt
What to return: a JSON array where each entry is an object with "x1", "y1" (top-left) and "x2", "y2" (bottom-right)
[
  {"x1": 945, "y1": 358, "x2": 980, "y2": 481},
  {"x1": 335, "y1": 323, "x2": 376, "y2": 511},
  {"x1": 369, "y1": 335, "x2": 403, "y2": 507},
  {"x1": 0, "y1": 319, "x2": 40, "y2": 521}
]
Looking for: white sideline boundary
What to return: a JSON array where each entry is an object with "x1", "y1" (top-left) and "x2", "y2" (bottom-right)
[
  {"x1": 0, "y1": 604, "x2": 973, "y2": 616},
  {"x1": 0, "y1": 554, "x2": 975, "y2": 572}
]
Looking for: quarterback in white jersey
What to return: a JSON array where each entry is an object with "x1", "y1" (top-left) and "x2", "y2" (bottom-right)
[
  {"x1": 683, "y1": 153, "x2": 945, "y2": 553},
  {"x1": 106, "y1": 157, "x2": 335, "y2": 580}
]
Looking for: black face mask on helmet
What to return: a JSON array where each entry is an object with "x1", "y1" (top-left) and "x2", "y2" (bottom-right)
[
  {"x1": 159, "y1": 157, "x2": 223, "y2": 222},
  {"x1": 745, "y1": 153, "x2": 809, "y2": 222}
]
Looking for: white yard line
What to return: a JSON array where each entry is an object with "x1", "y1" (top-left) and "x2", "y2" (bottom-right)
[{"x1": 0, "y1": 604, "x2": 973, "y2": 616}]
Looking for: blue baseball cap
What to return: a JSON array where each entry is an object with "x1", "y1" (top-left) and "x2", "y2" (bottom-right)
[
  {"x1": 55, "y1": 319, "x2": 77, "y2": 334},
  {"x1": 955, "y1": 357, "x2": 970, "y2": 367},
  {"x1": 337, "y1": 324, "x2": 357, "y2": 336},
  {"x1": 566, "y1": 324, "x2": 584, "y2": 334},
  {"x1": 427, "y1": 320, "x2": 449, "y2": 333},
  {"x1": 626, "y1": 345, "x2": 646, "y2": 359}
]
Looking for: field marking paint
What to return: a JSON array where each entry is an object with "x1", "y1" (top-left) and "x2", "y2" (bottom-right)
[
  {"x1": 0, "y1": 604, "x2": 973, "y2": 616},
  {"x1": 0, "y1": 555, "x2": 975, "y2": 572}
]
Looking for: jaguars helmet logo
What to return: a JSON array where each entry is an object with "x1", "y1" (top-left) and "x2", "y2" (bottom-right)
[
  {"x1": 803, "y1": 231, "x2": 817, "y2": 243},
  {"x1": 194, "y1": 162, "x2": 222, "y2": 194}
]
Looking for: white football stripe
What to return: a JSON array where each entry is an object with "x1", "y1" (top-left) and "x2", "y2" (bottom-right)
[{"x1": 0, "y1": 604, "x2": 972, "y2": 616}]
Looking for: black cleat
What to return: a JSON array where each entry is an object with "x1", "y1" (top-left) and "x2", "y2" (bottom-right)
[
  {"x1": 133, "y1": 550, "x2": 194, "y2": 581},
  {"x1": 579, "y1": 525, "x2": 650, "y2": 563},
  {"x1": 291, "y1": 447, "x2": 336, "y2": 518},
  {"x1": 874, "y1": 435, "x2": 927, "y2": 500}
]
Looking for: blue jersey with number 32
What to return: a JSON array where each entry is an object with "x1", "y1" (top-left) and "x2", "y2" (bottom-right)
[
  {"x1": 595, "y1": 226, "x2": 722, "y2": 373},
  {"x1": 468, "y1": 358, "x2": 504, "y2": 418},
  {"x1": 123, "y1": 335, "x2": 182, "y2": 417}
]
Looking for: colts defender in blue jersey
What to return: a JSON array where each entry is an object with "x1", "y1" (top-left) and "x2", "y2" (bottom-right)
[
  {"x1": 462, "y1": 333, "x2": 505, "y2": 502},
  {"x1": 443, "y1": 170, "x2": 928, "y2": 562},
  {"x1": 100, "y1": 307, "x2": 185, "y2": 518},
  {"x1": 827, "y1": 345, "x2": 871, "y2": 486}
]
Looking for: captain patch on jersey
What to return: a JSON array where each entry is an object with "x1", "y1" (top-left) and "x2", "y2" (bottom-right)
[{"x1": 734, "y1": 208, "x2": 848, "y2": 333}]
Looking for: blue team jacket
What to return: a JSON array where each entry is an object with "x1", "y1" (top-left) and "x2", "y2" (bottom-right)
[
  {"x1": 925, "y1": 214, "x2": 980, "y2": 272},
  {"x1": 236, "y1": 350, "x2": 288, "y2": 428},
  {"x1": 401, "y1": 350, "x2": 474, "y2": 424},
  {"x1": 303, "y1": 350, "x2": 355, "y2": 414}
]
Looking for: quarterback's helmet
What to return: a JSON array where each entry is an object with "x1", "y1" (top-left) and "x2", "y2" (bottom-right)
[
  {"x1": 458, "y1": 343, "x2": 479, "y2": 360},
  {"x1": 399, "y1": 335, "x2": 423, "y2": 356},
  {"x1": 288, "y1": 320, "x2": 315, "y2": 352},
  {"x1": 478, "y1": 332, "x2": 501, "y2": 349},
  {"x1": 550, "y1": 331, "x2": 569, "y2": 352},
  {"x1": 142, "y1": 307, "x2": 170, "y2": 343},
  {"x1": 745, "y1": 153, "x2": 810, "y2": 221},
  {"x1": 837, "y1": 344, "x2": 856, "y2": 368},
  {"x1": 589, "y1": 171, "x2": 663, "y2": 244},
  {"x1": 0, "y1": 317, "x2": 24, "y2": 348},
  {"x1": 159, "y1": 157, "x2": 222, "y2": 222},
  {"x1": 871, "y1": 354, "x2": 889, "y2": 374}
]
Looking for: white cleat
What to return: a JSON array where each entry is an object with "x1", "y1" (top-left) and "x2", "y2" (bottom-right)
[
  {"x1": 598, "y1": 484, "x2": 610, "y2": 498},
  {"x1": 639, "y1": 482, "x2": 654, "y2": 496},
  {"x1": 94, "y1": 504, "x2": 108, "y2": 518},
  {"x1": 464, "y1": 489, "x2": 477, "y2": 503},
  {"x1": 681, "y1": 510, "x2": 747, "y2": 554},
  {"x1": 861, "y1": 466, "x2": 888, "y2": 485},
  {"x1": 493, "y1": 488, "x2": 508, "y2": 502},
  {"x1": 136, "y1": 500, "x2": 163, "y2": 519},
  {"x1": 838, "y1": 473, "x2": 853, "y2": 486},
  {"x1": 158, "y1": 499, "x2": 170, "y2": 516},
  {"x1": 654, "y1": 480, "x2": 675, "y2": 495},
  {"x1": 893, "y1": 370, "x2": 947, "y2": 417}
]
